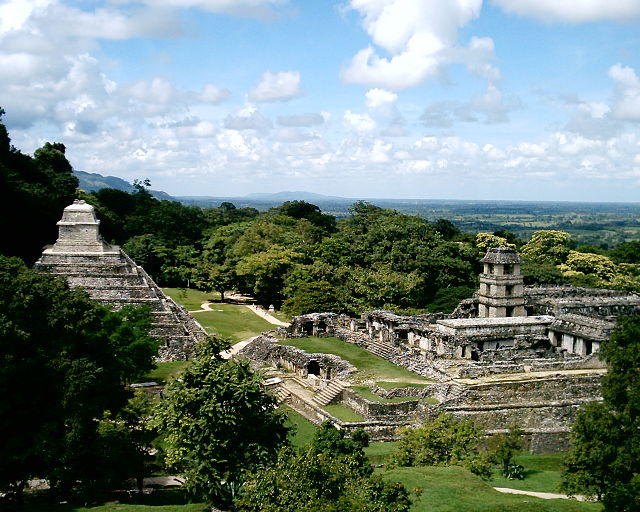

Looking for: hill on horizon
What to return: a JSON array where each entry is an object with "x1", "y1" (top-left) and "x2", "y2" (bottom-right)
[{"x1": 74, "y1": 170, "x2": 173, "y2": 201}]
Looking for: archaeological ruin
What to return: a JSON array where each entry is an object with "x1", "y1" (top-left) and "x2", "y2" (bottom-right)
[
  {"x1": 35, "y1": 200, "x2": 207, "y2": 361},
  {"x1": 242, "y1": 246, "x2": 640, "y2": 451}
]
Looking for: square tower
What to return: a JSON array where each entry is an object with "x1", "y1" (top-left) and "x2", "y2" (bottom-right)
[{"x1": 478, "y1": 247, "x2": 526, "y2": 318}]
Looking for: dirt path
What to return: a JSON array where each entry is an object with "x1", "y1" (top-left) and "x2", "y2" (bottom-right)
[
  {"x1": 493, "y1": 487, "x2": 589, "y2": 501},
  {"x1": 189, "y1": 302, "x2": 224, "y2": 313},
  {"x1": 245, "y1": 304, "x2": 290, "y2": 327}
]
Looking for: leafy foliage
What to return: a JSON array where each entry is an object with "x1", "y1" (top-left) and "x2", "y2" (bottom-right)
[
  {"x1": 561, "y1": 317, "x2": 640, "y2": 510},
  {"x1": 0, "y1": 256, "x2": 158, "y2": 498},
  {"x1": 487, "y1": 426, "x2": 525, "y2": 477},
  {"x1": 236, "y1": 422, "x2": 412, "y2": 512},
  {"x1": 389, "y1": 413, "x2": 492, "y2": 478},
  {"x1": 0, "y1": 111, "x2": 78, "y2": 263},
  {"x1": 154, "y1": 336, "x2": 288, "y2": 507}
]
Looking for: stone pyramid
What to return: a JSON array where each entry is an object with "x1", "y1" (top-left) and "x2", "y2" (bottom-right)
[{"x1": 35, "y1": 200, "x2": 207, "y2": 361}]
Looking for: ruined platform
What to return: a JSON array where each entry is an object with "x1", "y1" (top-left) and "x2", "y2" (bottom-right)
[{"x1": 35, "y1": 200, "x2": 207, "y2": 361}]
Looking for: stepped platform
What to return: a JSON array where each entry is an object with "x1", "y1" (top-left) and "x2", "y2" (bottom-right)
[{"x1": 35, "y1": 200, "x2": 207, "y2": 361}]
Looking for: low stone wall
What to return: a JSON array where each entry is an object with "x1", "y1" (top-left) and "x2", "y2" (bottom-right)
[
  {"x1": 285, "y1": 386, "x2": 407, "y2": 441},
  {"x1": 341, "y1": 389, "x2": 420, "y2": 421}
]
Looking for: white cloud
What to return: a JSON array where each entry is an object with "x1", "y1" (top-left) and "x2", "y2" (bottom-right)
[
  {"x1": 0, "y1": 0, "x2": 52, "y2": 34},
  {"x1": 277, "y1": 113, "x2": 325, "y2": 127},
  {"x1": 224, "y1": 105, "x2": 273, "y2": 131},
  {"x1": 199, "y1": 83, "x2": 231, "y2": 104},
  {"x1": 608, "y1": 64, "x2": 640, "y2": 121},
  {"x1": 491, "y1": 0, "x2": 640, "y2": 23},
  {"x1": 248, "y1": 70, "x2": 301, "y2": 102},
  {"x1": 342, "y1": 0, "x2": 483, "y2": 90},
  {"x1": 365, "y1": 88, "x2": 397, "y2": 109},
  {"x1": 421, "y1": 82, "x2": 519, "y2": 127},
  {"x1": 343, "y1": 110, "x2": 377, "y2": 132}
]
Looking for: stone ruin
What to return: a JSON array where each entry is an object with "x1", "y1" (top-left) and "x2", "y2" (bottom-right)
[
  {"x1": 35, "y1": 200, "x2": 207, "y2": 361},
  {"x1": 244, "y1": 246, "x2": 640, "y2": 450}
]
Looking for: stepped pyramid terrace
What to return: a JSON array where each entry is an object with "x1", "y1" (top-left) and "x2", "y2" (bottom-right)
[
  {"x1": 241, "y1": 247, "x2": 640, "y2": 452},
  {"x1": 35, "y1": 200, "x2": 207, "y2": 361}
]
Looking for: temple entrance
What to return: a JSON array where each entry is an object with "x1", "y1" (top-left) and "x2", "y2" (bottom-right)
[{"x1": 306, "y1": 360, "x2": 320, "y2": 376}]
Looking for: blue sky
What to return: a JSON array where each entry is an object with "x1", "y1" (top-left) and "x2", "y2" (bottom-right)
[{"x1": 1, "y1": 0, "x2": 640, "y2": 201}]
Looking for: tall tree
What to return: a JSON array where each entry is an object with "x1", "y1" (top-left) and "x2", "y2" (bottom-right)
[
  {"x1": 562, "y1": 317, "x2": 640, "y2": 511},
  {"x1": 0, "y1": 111, "x2": 78, "y2": 262},
  {"x1": 154, "y1": 336, "x2": 288, "y2": 508},
  {"x1": 0, "y1": 256, "x2": 158, "y2": 499}
]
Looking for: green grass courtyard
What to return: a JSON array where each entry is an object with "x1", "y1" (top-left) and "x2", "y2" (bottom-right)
[{"x1": 276, "y1": 336, "x2": 432, "y2": 384}]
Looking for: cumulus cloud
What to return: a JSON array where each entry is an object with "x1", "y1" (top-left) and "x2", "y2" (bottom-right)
[
  {"x1": 343, "y1": 110, "x2": 377, "y2": 133},
  {"x1": 248, "y1": 70, "x2": 301, "y2": 102},
  {"x1": 421, "y1": 83, "x2": 519, "y2": 127},
  {"x1": 491, "y1": 0, "x2": 640, "y2": 23},
  {"x1": 342, "y1": 0, "x2": 483, "y2": 90},
  {"x1": 199, "y1": 83, "x2": 231, "y2": 104},
  {"x1": 277, "y1": 113, "x2": 325, "y2": 127},
  {"x1": 608, "y1": 64, "x2": 640, "y2": 121},
  {"x1": 365, "y1": 88, "x2": 398, "y2": 109},
  {"x1": 224, "y1": 105, "x2": 273, "y2": 131}
]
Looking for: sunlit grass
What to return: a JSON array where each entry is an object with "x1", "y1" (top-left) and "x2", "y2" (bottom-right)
[{"x1": 276, "y1": 337, "x2": 430, "y2": 383}]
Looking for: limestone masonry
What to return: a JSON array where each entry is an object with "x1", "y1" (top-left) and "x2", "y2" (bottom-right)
[
  {"x1": 35, "y1": 200, "x2": 207, "y2": 361},
  {"x1": 243, "y1": 246, "x2": 640, "y2": 450}
]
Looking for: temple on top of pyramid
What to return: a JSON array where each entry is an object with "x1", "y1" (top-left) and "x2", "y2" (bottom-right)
[{"x1": 35, "y1": 200, "x2": 207, "y2": 361}]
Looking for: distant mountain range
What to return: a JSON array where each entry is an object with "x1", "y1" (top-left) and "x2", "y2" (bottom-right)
[{"x1": 74, "y1": 170, "x2": 173, "y2": 201}]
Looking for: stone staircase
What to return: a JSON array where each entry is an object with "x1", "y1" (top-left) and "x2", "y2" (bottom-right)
[
  {"x1": 365, "y1": 339, "x2": 395, "y2": 359},
  {"x1": 274, "y1": 386, "x2": 292, "y2": 404},
  {"x1": 312, "y1": 380, "x2": 345, "y2": 406},
  {"x1": 35, "y1": 240, "x2": 207, "y2": 361}
]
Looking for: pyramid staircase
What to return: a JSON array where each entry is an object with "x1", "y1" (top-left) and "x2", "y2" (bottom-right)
[{"x1": 34, "y1": 201, "x2": 207, "y2": 361}]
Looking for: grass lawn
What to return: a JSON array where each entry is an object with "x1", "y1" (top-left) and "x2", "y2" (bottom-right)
[
  {"x1": 489, "y1": 452, "x2": 570, "y2": 494},
  {"x1": 23, "y1": 504, "x2": 207, "y2": 512},
  {"x1": 277, "y1": 337, "x2": 430, "y2": 383},
  {"x1": 365, "y1": 441, "x2": 398, "y2": 466},
  {"x1": 163, "y1": 288, "x2": 220, "y2": 310},
  {"x1": 191, "y1": 303, "x2": 275, "y2": 342},
  {"x1": 142, "y1": 361, "x2": 191, "y2": 384},
  {"x1": 165, "y1": 287, "x2": 274, "y2": 341},
  {"x1": 281, "y1": 406, "x2": 318, "y2": 448},
  {"x1": 270, "y1": 310, "x2": 292, "y2": 323},
  {"x1": 376, "y1": 381, "x2": 431, "y2": 390},
  {"x1": 382, "y1": 466, "x2": 601, "y2": 512},
  {"x1": 323, "y1": 404, "x2": 365, "y2": 422},
  {"x1": 22, "y1": 490, "x2": 207, "y2": 512}
]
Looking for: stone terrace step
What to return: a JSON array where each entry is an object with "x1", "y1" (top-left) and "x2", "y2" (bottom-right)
[{"x1": 312, "y1": 381, "x2": 345, "y2": 406}]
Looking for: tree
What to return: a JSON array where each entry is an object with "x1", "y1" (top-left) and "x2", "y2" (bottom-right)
[
  {"x1": 235, "y1": 245, "x2": 303, "y2": 307},
  {"x1": 487, "y1": 426, "x2": 525, "y2": 477},
  {"x1": 475, "y1": 232, "x2": 514, "y2": 253},
  {"x1": 236, "y1": 422, "x2": 412, "y2": 512},
  {"x1": 154, "y1": 336, "x2": 289, "y2": 507},
  {"x1": 389, "y1": 413, "x2": 492, "y2": 478},
  {"x1": 560, "y1": 251, "x2": 616, "y2": 281},
  {"x1": 270, "y1": 200, "x2": 337, "y2": 233},
  {"x1": 521, "y1": 230, "x2": 573, "y2": 266},
  {"x1": 609, "y1": 241, "x2": 640, "y2": 264},
  {"x1": 561, "y1": 317, "x2": 640, "y2": 511},
  {"x1": 194, "y1": 261, "x2": 236, "y2": 301},
  {"x1": 0, "y1": 256, "x2": 158, "y2": 500},
  {"x1": 0, "y1": 112, "x2": 78, "y2": 262}
]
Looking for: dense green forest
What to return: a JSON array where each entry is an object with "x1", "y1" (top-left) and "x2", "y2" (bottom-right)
[
  {"x1": 2, "y1": 107, "x2": 639, "y2": 317},
  {"x1": 2, "y1": 108, "x2": 639, "y2": 511}
]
